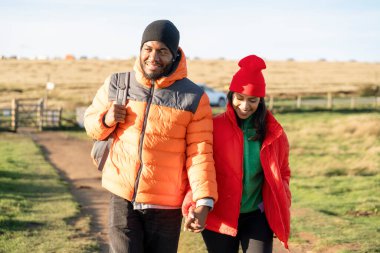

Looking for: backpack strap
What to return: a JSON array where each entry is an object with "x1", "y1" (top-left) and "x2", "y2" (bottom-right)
[
  {"x1": 97, "y1": 72, "x2": 130, "y2": 171},
  {"x1": 108, "y1": 72, "x2": 130, "y2": 104},
  {"x1": 115, "y1": 72, "x2": 130, "y2": 105}
]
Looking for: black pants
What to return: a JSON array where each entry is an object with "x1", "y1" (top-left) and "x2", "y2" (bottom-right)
[
  {"x1": 108, "y1": 193, "x2": 182, "y2": 253},
  {"x1": 202, "y1": 209, "x2": 273, "y2": 253}
]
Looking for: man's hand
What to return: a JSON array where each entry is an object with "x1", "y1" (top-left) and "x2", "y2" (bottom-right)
[
  {"x1": 184, "y1": 205, "x2": 210, "y2": 233},
  {"x1": 104, "y1": 102, "x2": 127, "y2": 127}
]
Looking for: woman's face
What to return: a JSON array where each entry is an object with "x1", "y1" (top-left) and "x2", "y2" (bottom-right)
[{"x1": 232, "y1": 92, "x2": 260, "y2": 119}]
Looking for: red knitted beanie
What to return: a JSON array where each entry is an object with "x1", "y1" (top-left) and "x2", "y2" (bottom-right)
[{"x1": 229, "y1": 55, "x2": 266, "y2": 97}]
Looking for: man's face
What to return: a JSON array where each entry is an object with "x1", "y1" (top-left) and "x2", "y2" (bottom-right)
[{"x1": 140, "y1": 41, "x2": 174, "y2": 80}]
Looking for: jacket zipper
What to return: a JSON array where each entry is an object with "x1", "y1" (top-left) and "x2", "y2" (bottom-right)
[{"x1": 132, "y1": 80, "x2": 155, "y2": 203}]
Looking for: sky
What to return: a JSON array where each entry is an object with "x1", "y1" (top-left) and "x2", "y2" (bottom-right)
[{"x1": 1, "y1": 0, "x2": 380, "y2": 62}]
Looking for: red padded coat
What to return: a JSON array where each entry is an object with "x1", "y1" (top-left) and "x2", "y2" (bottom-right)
[{"x1": 183, "y1": 104, "x2": 291, "y2": 249}]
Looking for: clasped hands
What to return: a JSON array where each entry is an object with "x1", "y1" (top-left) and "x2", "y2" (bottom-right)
[{"x1": 183, "y1": 205, "x2": 210, "y2": 233}]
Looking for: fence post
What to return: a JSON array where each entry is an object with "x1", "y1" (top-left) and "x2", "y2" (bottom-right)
[
  {"x1": 11, "y1": 99, "x2": 18, "y2": 132},
  {"x1": 327, "y1": 92, "x2": 333, "y2": 109},
  {"x1": 350, "y1": 96, "x2": 356, "y2": 109},
  {"x1": 268, "y1": 96, "x2": 274, "y2": 110},
  {"x1": 58, "y1": 107, "x2": 63, "y2": 127},
  {"x1": 37, "y1": 98, "x2": 44, "y2": 131},
  {"x1": 296, "y1": 95, "x2": 302, "y2": 109}
]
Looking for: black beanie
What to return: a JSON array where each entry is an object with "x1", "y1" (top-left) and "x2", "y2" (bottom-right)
[{"x1": 141, "y1": 20, "x2": 180, "y2": 57}]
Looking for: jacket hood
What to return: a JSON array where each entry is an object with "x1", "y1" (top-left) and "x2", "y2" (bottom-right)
[{"x1": 133, "y1": 47, "x2": 187, "y2": 88}]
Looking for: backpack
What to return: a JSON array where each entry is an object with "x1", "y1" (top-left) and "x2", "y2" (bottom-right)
[{"x1": 90, "y1": 72, "x2": 130, "y2": 171}]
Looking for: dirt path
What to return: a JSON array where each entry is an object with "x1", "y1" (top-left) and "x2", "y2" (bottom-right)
[
  {"x1": 31, "y1": 131, "x2": 109, "y2": 253},
  {"x1": 30, "y1": 130, "x2": 301, "y2": 253}
]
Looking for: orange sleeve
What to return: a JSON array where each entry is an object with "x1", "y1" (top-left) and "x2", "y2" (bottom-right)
[
  {"x1": 186, "y1": 93, "x2": 218, "y2": 203},
  {"x1": 84, "y1": 75, "x2": 116, "y2": 140}
]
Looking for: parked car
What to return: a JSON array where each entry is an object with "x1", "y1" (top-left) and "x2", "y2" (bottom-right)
[{"x1": 198, "y1": 84, "x2": 227, "y2": 107}]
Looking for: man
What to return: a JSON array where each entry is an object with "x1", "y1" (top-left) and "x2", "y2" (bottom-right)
[{"x1": 84, "y1": 20, "x2": 218, "y2": 253}]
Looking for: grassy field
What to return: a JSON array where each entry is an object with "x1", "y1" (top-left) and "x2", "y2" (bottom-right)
[
  {"x1": 278, "y1": 111, "x2": 380, "y2": 253},
  {"x1": 0, "y1": 133, "x2": 98, "y2": 253},
  {"x1": 0, "y1": 59, "x2": 379, "y2": 109}
]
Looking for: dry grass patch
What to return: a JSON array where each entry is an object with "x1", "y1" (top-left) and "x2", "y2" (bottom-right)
[{"x1": 1, "y1": 59, "x2": 379, "y2": 109}]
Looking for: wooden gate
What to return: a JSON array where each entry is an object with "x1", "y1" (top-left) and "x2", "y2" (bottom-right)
[{"x1": 11, "y1": 98, "x2": 44, "y2": 131}]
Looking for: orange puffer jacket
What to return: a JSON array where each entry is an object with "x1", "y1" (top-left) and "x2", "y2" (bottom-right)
[{"x1": 84, "y1": 48, "x2": 218, "y2": 207}]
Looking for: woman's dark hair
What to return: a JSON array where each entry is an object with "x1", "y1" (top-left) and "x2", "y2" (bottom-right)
[{"x1": 227, "y1": 91, "x2": 267, "y2": 142}]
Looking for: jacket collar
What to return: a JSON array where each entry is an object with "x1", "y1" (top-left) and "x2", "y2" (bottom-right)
[
  {"x1": 225, "y1": 103, "x2": 238, "y2": 126},
  {"x1": 133, "y1": 47, "x2": 187, "y2": 88},
  {"x1": 225, "y1": 103, "x2": 284, "y2": 148},
  {"x1": 263, "y1": 111, "x2": 284, "y2": 148}
]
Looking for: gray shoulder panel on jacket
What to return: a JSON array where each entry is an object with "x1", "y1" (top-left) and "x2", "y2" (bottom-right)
[
  {"x1": 124, "y1": 72, "x2": 204, "y2": 114},
  {"x1": 153, "y1": 78, "x2": 204, "y2": 113}
]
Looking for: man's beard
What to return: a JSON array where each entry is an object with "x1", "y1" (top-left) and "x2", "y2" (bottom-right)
[{"x1": 140, "y1": 60, "x2": 173, "y2": 80}]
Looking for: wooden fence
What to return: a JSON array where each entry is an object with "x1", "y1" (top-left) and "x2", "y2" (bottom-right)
[
  {"x1": 0, "y1": 98, "x2": 62, "y2": 132},
  {"x1": 1, "y1": 93, "x2": 379, "y2": 131},
  {"x1": 266, "y1": 92, "x2": 380, "y2": 110}
]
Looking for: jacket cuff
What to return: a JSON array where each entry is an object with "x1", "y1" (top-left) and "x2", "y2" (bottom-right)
[
  {"x1": 196, "y1": 198, "x2": 214, "y2": 211},
  {"x1": 102, "y1": 114, "x2": 113, "y2": 128},
  {"x1": 97, "y1": 110, "x2": 116, "y2": 139}
]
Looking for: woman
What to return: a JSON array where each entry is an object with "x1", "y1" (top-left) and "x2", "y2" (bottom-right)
[{"x1": 183, "y1": 55, "x2": 291, "y2": 253}]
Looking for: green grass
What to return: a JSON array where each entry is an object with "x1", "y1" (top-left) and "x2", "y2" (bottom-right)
[
  {"x1": 276, "y1": 111, "x2": 380, "y2": 252},
  {"x1": 0, "y1": 133, "x2": 98, "y2": 253},
  {"x1": 178, "y1": 229, "x2": 207, "y2": 253}
]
